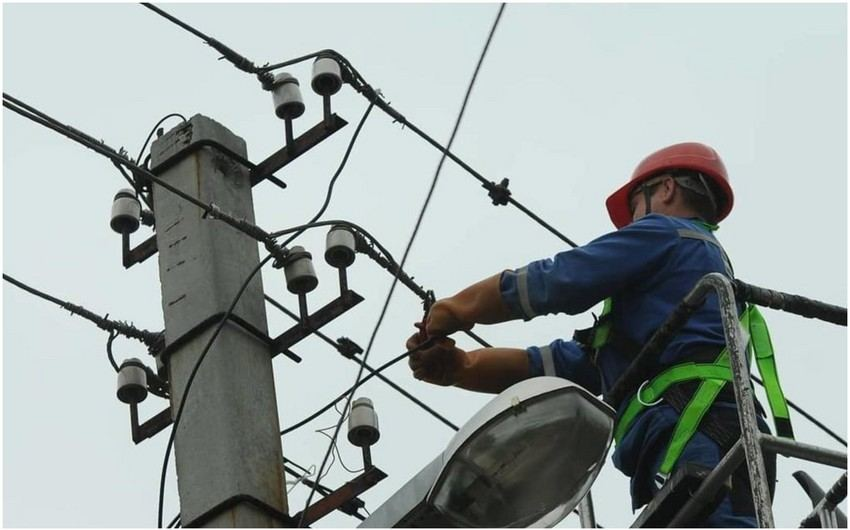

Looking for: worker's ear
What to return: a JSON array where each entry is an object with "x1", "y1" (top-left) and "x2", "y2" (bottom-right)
[{"x1": 658, "y1": 176, "x2": 677, "y2": 205}]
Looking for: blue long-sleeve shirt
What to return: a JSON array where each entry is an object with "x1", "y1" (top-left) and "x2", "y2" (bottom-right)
[{"x1": 498, "y1": 213, "x2": 744, "y2": 507}]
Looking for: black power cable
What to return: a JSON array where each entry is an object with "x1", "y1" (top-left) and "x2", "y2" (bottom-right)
[
  {"x1": 2, "y1": 93, "x2": 289, "y2": 264},
  {"x1": 297, "y1": 5, "x2": 506, "y2": 526},
  {"x1": 139, "y1": 4, "x2": 580, "y2": 249},
  {"x1": 3, "y1": 273, "x2": 162, "y2": 351},
  {"x1": 106, "y1": 331, "x2": 120, "y2": 373},
  {"x1": 136, "y1": 113, "x2": 187, "y2": 167},
  {"x1": 154, "y1": 101, "x2": 375, "y2": 527},
  {"x1": 264, "y1": 295, "x2": 459, "y2": 431},
  {"x1": 281, "y1": 341, "x2": 433, "y2": 436},
  {"x1": 130, "y1": 112, "x2": 188, "y2": 208}
]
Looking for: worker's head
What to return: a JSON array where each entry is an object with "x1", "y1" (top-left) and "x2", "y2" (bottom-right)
[{"x1": 606, "y1": 142, "x2": 734, "y2": 228}]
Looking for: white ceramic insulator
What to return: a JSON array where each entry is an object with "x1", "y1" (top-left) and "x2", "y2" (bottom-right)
[
  {"x1": 311, "y1": 57, "x2": 343, "y2": 96},
  {"x1": 116, "y1": 358, "x2": 148, "y2": 404},
  {"x1": 272, "y1": 72, "x2": 305, "y2": 120},
  {"x1": 348, "y1": 397, "x2": 380, "y2": 447},
  {"x1": 325, "y1": 226, "x2": 356, "y2": 268},
  {"x1": 284, "y1": 246, "x2": 318, "y2": 294},
  {"x1": 110, "y1": 189, "x2": 141, "y2": 234}
]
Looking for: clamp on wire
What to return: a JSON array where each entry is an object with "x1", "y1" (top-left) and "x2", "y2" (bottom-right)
[
  {"x1": 636, "y1": 380, "x2": 663, "y2": 407},
  {"x1": 483, "y1": 178, "x2": 511, "y2": 206}
]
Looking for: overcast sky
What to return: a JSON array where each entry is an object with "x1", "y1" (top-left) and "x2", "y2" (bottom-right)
[{"x1": 3, "y1": 2, "x2": 847, "y2": 528}]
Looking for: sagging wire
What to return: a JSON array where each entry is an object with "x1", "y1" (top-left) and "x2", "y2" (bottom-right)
[
  {"x1": 282, "y1": 459, "x2": 369, "y2": 521},
  {"x1": 153, "y1": 96, "x2": 375, "y2": 529},
  {"x1": 314, "y1": 402, "x2": 363, "y2": 474},
  {"x1": 297, "y1": 6, "x2": 505, "y2": 526}
]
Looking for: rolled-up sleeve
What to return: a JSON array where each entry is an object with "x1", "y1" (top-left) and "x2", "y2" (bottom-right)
[{"x1": 527, "y1": 339, "x2": 602, "y2": 395}]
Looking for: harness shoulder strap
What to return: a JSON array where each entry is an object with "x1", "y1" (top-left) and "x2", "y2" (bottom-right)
[{"x1": 677, "y1": 228, "x2": 735, "y2": 278}]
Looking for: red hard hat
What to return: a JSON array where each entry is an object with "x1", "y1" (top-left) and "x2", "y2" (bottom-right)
[{"x1": 605, "y1": 142, "x2": 734, "y2": 229}]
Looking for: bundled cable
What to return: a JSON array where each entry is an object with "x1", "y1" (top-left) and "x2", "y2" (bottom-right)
[
  {"x1": 2, "y1": 93, "x2": 290, "y2": 266},
  {"x1": 3, "y1": 273, "x2": 163, "y2": 353}
]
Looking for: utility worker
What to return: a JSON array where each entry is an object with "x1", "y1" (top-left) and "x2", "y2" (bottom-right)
[{"x1": 406, "y1": 142, "x2": 790, "y2": 527}]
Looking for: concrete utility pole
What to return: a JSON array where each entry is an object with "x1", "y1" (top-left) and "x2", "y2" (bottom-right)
[{"x1": 150, "y1": 115, "x2": 288, "y2": 527}]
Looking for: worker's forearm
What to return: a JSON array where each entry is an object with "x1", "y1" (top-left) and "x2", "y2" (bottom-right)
[
  {"x1": 454, "y1": 347, "x2": 531, "y2": 394},
  {"x1": 450, "y1": 273, "x2": 513, "y2": 326}
]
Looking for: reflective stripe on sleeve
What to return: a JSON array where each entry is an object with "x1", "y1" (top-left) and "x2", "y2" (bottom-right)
[
  {"x1": 516, "y1": 266, "x2": 537, "y2": 319},
  {"x1": 540, "y1": 345, "x2": 556, "y2": 377}
]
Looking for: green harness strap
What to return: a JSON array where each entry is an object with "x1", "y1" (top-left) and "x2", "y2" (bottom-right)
[
  {"x1": 591, "y1": 298, "x2": 614, "y2": 350},
  {"x1": 613, "y1": 304, "x2": 794, "y2": 477}
]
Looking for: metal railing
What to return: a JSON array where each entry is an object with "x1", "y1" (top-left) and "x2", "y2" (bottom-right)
[{"x1": 577, "y1": 273, "x2": 847, "y2": 528}]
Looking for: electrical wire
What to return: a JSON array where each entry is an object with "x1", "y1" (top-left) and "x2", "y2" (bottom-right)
[
  {"x1": 2, "y1": 93, "x2": 288, "y2": 263},
  {"x1": 3, "y1": 273, "x2": 162, "y2": 350},
  {"x1": 1, "y1": 88, "x2": 371, "y2": 528},
  {"x1": 138, "y1": 3, "x2": 580, "y2": 250},
  {"x1": 297, "y1": 6, "x2": 505, "y2": 526},
  {"x1": 316, "y1": 430, "x2": 363, "y2": 474},
  {"x1": 125, "y1": 112, "x2": 187, "y2": 210},
  {"x1": 280, "y1": 341, "x2": 432, "y2": 436},
  {"x1": 106, "y1": 331, "x2": 120, "y2": 373},
  {"x1": 7, "y1": 7, "x2": 844, "y2": 517},
  {"x1": 141, "y1": 4, "x2": 265, "y2": 77},
  {"x1": 136, "y1": 113, "x2": 187, "y2": 166},
  {"x1": 264, "y1": 294, "x2": 459, "y2": 431}
]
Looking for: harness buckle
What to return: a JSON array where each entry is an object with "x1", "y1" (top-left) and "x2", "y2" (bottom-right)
[{"x1": 637, "y1": 380, "x2": 664, "y2": 407}]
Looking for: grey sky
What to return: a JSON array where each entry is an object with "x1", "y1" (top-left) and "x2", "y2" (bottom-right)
[{"x1": 3, "y1": 2, "x2": 847, "y2": 527}]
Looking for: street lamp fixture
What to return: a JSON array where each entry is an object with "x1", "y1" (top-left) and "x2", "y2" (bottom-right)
[{"x1": 361, "y1": 377, "x2": 615, "y2": 527}]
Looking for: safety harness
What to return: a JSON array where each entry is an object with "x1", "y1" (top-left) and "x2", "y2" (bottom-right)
[{"x1": 574, "y1": 224, "x2": 794, "y2": 479}]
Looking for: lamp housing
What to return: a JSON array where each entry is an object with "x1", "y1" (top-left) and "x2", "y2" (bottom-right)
[{"x1": 359, "y1": 377, "x2": 615, "y2": 528}]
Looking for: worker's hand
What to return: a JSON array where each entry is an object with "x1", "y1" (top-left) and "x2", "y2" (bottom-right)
[
  {"x1": 406, "y1": 324, "x2": 464, "y2": 386},
  {"x1": 424, "y1": 298, "x2": 473, "y2": 338}
]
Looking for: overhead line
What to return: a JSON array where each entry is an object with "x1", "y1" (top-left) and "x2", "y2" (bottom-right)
[
  {"x1": 138, "y1": 3, "x2": 581, "y2": 249},
  {"x1": 281, "y1": 341, "x2": 434, "y2": 436},
  {"x1": 2, "y1": 93, "x2": 289, "y2": 264},
  {"x1": 3, "y1": 273, "x2": 162, "y2": 349},
  {"x1": 264, "y1": 294, "x2": 459, "y2": 431},
  {"x1": 297, "y1": 4, "x2": 507, "y2": 526}
]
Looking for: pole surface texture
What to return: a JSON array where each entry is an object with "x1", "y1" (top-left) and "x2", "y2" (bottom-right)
[{"x1": 151, "y1": 115, "x2": 287, "y2": 527}]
